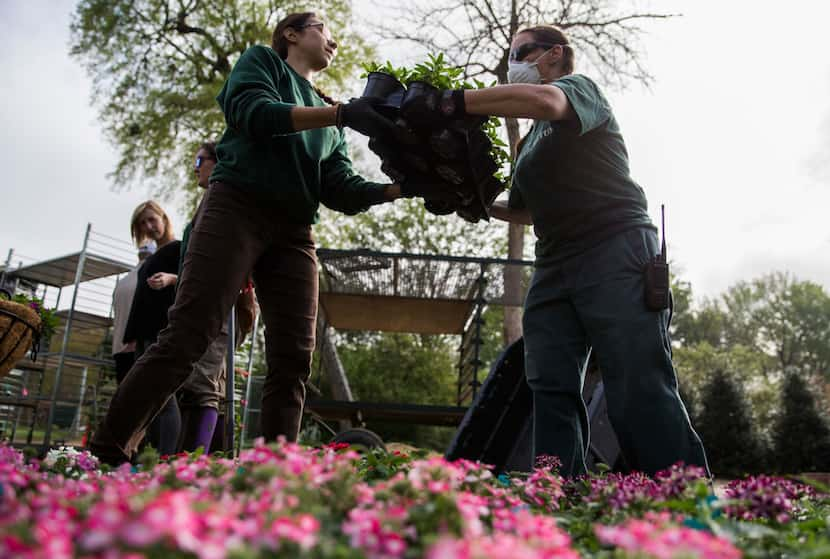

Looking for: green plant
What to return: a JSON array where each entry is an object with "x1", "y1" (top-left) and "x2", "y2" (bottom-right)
[
  {"x1": 407, "y1": 53, "x2": 465, "y2": 89},
  {"x1": 360, "y1": 61, "x2": 412, "y2": 85},
  {"x1": 5, "y1": 293, "x2": 59, "y2": 341}
]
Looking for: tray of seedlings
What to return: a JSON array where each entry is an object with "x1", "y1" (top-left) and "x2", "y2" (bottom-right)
[{"x1": 359, "y1": 55, "x2": 510, "y2": 222}]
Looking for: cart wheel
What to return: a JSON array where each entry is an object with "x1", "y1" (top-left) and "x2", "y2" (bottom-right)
[{"x1": 331, "y1": 428, "x2": 386, "y2": 452}]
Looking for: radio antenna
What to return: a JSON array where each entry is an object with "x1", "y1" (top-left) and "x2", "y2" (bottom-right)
[{"x1": 660, "y1": 204, "x2": 667, "y2": 262}]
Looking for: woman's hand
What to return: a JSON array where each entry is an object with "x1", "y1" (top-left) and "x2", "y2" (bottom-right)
[
  {"x1": 147, "y1": 272, "x2": 177, "y2": 290},
  {"x1": 236, "y1": 279, "x2": 258, "y2": 339}
]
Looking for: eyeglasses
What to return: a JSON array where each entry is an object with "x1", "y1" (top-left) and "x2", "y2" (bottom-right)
[
  {"x1": 298, "y1": 22, "x2": 325, "y2": 31},
  {"x1": 194, "y1": 155, "x2": 215, "y2": 169},
  {"x1": 509, "y1": 42, "x2": 561, "y2": 62}
]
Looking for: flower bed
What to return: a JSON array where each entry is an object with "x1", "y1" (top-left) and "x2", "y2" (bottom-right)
[{"x1": 1, "y1": 442, "x2": 829, "y2": 558}]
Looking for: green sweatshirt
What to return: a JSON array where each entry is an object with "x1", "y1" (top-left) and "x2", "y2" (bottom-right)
[{"x1": 210, "y1": 45, "x2": 387, "y2": 223}]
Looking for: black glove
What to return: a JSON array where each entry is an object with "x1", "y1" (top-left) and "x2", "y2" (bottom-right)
[
  {"x1": 400, "y1": 89, "x2": 466, "y2": 127},
  {"x1": 338, "y1": 98, "x2": 398, "y2": 139},
  {"x1": 400, "y1": 171, "x2": 462, "y2": 203}
]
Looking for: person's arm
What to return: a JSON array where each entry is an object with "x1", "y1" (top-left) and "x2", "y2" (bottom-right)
[
  {"x1": 218, "y1": 46, "x2": 398, "y2": 140},
  {"x1": 489, "y1": 200, "x2": 533, "y2": 225},
  {"x1": 463, "y1": 84, "x2": 576, "y2": 122},
  {"x1": 319, "y1": 131, "x2": 401, "y2": 214},
  {"x1": 404, "y1": 76, "x2": 614, "y2": 137},
  {"x1": 235, "y1": 276, "x2": 257, "y2": 344},
  {"x1": 218, "y1": 46, "x2": 298, "y2": 139},
  {"x1": 289, "y1": 105, "x2": 338, "y2": 131}
]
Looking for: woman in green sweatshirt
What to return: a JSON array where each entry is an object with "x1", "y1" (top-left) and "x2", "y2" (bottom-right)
[{"x1": 91, "y1": 12, "x2": 431, "y2": 464}]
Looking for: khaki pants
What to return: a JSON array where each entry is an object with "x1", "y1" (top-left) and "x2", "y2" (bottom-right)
[
  {"x1": 179, "y1": 331, "x2": 228, "y2": 410},
  {"x1": 91, "y1": 182, "x2": 318, "y2": 463}
]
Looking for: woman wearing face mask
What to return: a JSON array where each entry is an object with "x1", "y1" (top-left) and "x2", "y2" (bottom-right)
[
  {"x1": 403, "y1": 25, "x2": 709, "y2": 478},
  {"x1": 123, "y1": 201, "x2": 183, "y2": 456},
  {"x1": 89, "y1": 12, "x2": 444, "y2": 465}
]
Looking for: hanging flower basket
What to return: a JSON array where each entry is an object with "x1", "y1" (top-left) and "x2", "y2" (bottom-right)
[{"x1": 0, "y1": 299, "x2": 41, "y2": 378}]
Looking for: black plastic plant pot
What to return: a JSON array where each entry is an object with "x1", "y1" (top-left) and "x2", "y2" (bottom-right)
[
  {"x1": 361, "y1": 71, "x2": 405, "y2": 102},
  {"x1": 380, "y1": 161, "x2": 406, "y2": 184},
  {"x1": 477, "y1": 176, "x2": 506, "y2": 210},
  {"x1": 401, "y1": 152, "x2": 431, "y2": 174},
  {"x1": 429, "y1": 128, "x2": 464, "y2": 161},
  {"x1": 435, "y1": 163, "x2": 467, "y2": 186},
  {"x1": 404, "y1": 80, "x2": 438, "y2": 98},
  {"x1": 469, "y1": 154, "x2": 499, "y2": 185},
  {"x1": 367, "y1": 137, "x2": 395, "y2": 159},
  {"x1": 423, "y1": 199, "x2": 457, "y2": 216},
  {"x1": 399, "y1": 80, "x2": 440, "y2": 131}
]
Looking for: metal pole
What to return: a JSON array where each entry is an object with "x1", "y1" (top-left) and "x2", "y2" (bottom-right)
[
  {"x1": 44, "y1": 223, "x2": 91, "y2": 449},
  {"x1": 0, "y1": 249, "x2": 14, "y2": 297},
  {"x1": 28, "y1": 368, "x2": 45, "y2": 445},
  {"x1": 224, "y1": 308, "x2": 236, "y2": 454},
  {"x1": 471, "y1": 264, "x2": 488, "y2": 401},
  {"x1": 54, "y1": 287, "x2": 63, "y2": 315},
  {"x1": 10, "y1": 369, "x2": 29, "y2": 442},
  {"x1": 1, "y1": 249, "x2": 12, "y2": 282},
  {"x1": 71, "y1": 366, "x2": 88, "y2": 438},
  {"x1": 238, "y1": 312, "x2": 260, "y2": 455}
]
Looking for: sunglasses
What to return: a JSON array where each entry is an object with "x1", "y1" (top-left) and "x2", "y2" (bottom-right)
[
  {"x1": 194, "y1": 155, "x2": 215, "y2": 169},
  {"x1": 509, "y1": 42, "x2": 560, "y2": 62}
]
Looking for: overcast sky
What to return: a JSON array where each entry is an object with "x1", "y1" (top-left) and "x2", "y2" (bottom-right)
[{"x1": 1, "y1": 0, "x2": 829, "y2": 301}]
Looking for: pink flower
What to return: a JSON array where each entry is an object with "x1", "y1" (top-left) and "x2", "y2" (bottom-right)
[
  {"x1": 724, "y1": 475, "x2": 817, "y2": 523},
  {"x1": 595, "y1": 513, "x2": 741, "y2": 559}
]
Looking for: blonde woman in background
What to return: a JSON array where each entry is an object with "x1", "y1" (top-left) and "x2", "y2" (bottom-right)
[{"x1": 123, "y1": 201, "x2": 182, "y2": 455}]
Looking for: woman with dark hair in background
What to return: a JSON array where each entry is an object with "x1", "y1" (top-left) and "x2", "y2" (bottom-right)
[
  {"x1": 175, "y1": 140, "x2": 257, "y2": 453},
  {"x1": 401, "y1": 25, "x2": 709, "y2": 477},
  {"x1": 90, "y1": 11, "x2": 441, "y2": 464}
]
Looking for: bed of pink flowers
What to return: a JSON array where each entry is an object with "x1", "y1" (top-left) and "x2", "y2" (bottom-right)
[{"x1": 1, "y1": 441, "x2": 829, "y2": 558}]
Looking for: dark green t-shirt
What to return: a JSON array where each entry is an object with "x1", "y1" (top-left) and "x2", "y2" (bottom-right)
[
  {"x1": 210, "y1": 45, "x2": 386, "y2": 224},
  {"x1": 508, "y1": 74, "x2": 654, "y2": 264}
]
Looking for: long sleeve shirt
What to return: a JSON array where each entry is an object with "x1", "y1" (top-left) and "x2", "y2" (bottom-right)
[{"x1": 210, "y1": 45, "x2": 387, "y2": 223}]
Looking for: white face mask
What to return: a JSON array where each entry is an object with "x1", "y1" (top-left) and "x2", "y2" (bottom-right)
[{"x1": 507, "y1": 60, "x2": 542, "y2": 84}]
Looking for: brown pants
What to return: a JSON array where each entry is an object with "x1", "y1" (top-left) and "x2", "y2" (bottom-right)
[{"x1": 91, "y1": 182, "x2": 317, "y2": 463}]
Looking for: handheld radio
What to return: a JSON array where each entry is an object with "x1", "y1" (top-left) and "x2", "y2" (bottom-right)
[{"x1": 644, "y1": 204, "x2": 670, "y2": 311}]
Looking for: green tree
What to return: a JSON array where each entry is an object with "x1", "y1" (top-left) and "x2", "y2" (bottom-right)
[
  {"x1": 673, "y1": 342, "x2": 777, "y2": 435},
  {"x1": 670, "y1": 275, "x2": 727, "y2": 348},
  {"x1": 315, "y1": 198, "x2": 509, "y2": 257},
  {"x1": 696, "y1": 370, "x2": 767, "y2": 477},
  {"x1": 721, "y1": 272, "x2": 830, "y2": 381},
  {"x1": 672, "y1": 271, "x2": 830, "y2": 446},
  {"x1": 70, "y1": 0, "x2": 373, "y2": 206},
  {"x1": 772, "y1": 373, "x2": 830, "y2": 473}
]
